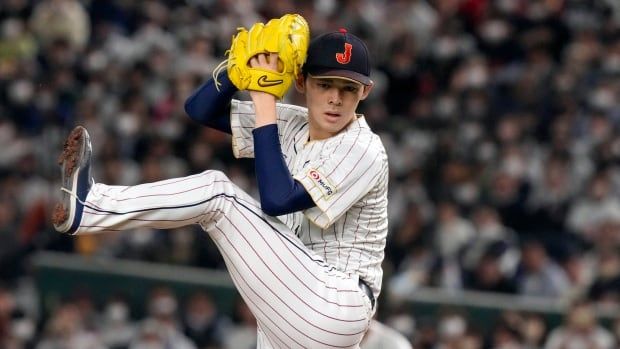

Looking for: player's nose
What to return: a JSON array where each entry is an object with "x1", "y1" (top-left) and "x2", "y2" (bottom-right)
[{"x1": 327, "y1": 89, "x2": 343, "y2": 106}]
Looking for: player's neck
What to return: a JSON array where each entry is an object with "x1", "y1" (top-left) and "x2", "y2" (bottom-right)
[{"x1": 308, "y1": 128, "x2": 335, "y2": 141}]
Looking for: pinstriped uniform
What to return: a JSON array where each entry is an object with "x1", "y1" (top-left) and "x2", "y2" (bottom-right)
[
  {"x1": 75, "y1": 99, "x2": 388, "y2": 349},
  {"x1": 231, "y1": 100, "x2": 388, "y2": 298}
]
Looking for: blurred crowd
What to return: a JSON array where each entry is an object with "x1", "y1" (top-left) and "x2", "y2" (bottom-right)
[{"x1": 1, "y1": 0, "x2": 620, "y2": 348}]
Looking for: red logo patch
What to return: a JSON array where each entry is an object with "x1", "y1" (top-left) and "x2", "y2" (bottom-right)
[
  {"x1": 336, "y1": 43, "x2": 352, "y2": 64},
  {"x1": 309, "y1": 170, "x2": 320, "y2": 179}
]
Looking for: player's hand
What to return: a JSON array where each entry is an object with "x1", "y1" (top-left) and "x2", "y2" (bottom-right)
[
  {"x1": 249, "y1": 52, "x2": 280, "y2": 72},
  {"x1": 249, "y1": 53, "x2": 279, "y2": 103}
]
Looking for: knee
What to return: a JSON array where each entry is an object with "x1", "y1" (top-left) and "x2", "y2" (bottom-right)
[{"x1": 204, "y1": 170, "x2": 235, "y2": 196}]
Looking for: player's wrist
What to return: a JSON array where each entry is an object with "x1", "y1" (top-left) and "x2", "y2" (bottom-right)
[
  {"x1": 250, "y1": 90, "x2": 277, "y2": 104},
  {"x1": 251, "y1": 92, "x2": 277, "y2": 127}
]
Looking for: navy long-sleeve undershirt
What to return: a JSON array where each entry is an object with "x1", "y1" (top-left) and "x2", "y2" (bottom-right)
[
  {"x1": 253, "y1": 124, "x2": 315, "y2": 216},
  {"x1": 184, "y1": 73, "x2": 315, "y2": 216},
  {"x1": 184, "y1": 73, "x2": 235, "y2": 133}
]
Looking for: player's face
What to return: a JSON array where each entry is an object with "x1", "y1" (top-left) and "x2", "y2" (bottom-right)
[{"x1": 297, "y1": 76, "x2": 372, "y2": 140}]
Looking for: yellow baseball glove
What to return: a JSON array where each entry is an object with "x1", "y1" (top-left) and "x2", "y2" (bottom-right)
[{"x1": 221, "y1": 14, "x2": 309, "y2": 99}]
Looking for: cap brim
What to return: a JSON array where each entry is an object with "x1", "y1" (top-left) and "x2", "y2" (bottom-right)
[{"x1": 307, "y1": 69, "x2": 372, "y2": 86}]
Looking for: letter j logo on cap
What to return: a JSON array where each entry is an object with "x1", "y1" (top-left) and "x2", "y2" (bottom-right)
[{"x1": 336, "y1": 43, "x2": 352, "y2": 64}]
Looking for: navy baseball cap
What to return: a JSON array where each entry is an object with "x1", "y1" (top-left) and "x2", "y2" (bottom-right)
[{"x1": 303, "y1": 29, "x2": 372, "y2": 86}]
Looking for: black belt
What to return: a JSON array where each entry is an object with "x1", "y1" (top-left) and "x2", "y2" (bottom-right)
[{"x1": 358, "y1": 279, "x2": 375, "y2": 309}]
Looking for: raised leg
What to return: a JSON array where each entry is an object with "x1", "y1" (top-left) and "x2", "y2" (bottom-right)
[{"x1": 52, "y1": 127, "x2": 372, "y2": 348}]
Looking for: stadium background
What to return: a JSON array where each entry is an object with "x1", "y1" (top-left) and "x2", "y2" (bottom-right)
[{"x1": 1, "y1": 0, "x2": 620, "y2": 348}]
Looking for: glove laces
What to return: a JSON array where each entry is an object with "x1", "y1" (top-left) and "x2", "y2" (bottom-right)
[{"x1": 212, "y1": 59, "x2": 229, "y2": 92}]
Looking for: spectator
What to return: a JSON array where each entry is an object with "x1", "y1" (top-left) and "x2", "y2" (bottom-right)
[
  {"x1": 516, "y1": 240, "x2": 571, "y2": 299},
  {"x1": 30, "y1": 0, "x2": 90, "y2": 51},
  {"x1": 430, "y1": 201, "x2": 474, "y2": 290},
  {"x1": 182, "y1": 291, "x2": 230, "y2": 348},
  {"x1": 223, "y1": 298, "x2": 257, "y2": 349},
  {"x1": 387, "y1": 244, "x2": 435, "y2": 298},
  {"x1": 411, "y1": 316, "x2": 438, "y2": 349},
  {"x1": 460, "y1": 329, "x2": 484, "y2": 349},
  {"x1": 130, "y1": 318, "x2": 175, "y2": 349},
  {"x1": 520, "y1": 313, "x2": 548, "y2": 349},
  {"x1": 386, "y1": 202, "x2": 431, "y2": 271},
  {"x1": 435, "y1": 311, "x2": 468, "y2": 349},
  {"x1": 463, "y1": 249, "x2": 517, "y2": 294},
  {"x1": 544, "y1": 300, "x2": 615, "y2": 349},
  {"x1": 462, "y1": 205, "x2": 520, "y2": 276},
  {"x1": 36, "y1": 302, "x2": 106, "y2": 349},
  {"x1": 588, "y1": 248, "x2": 620, "y2": 306},
  {"x1": 139, "y1": 286, "x2": 195, "y2": 349},
  {"x1": 526, "y1": 151, "x2": 575, "y2": 234},
  {"x1": 99, "y1": 296, "x2": 136, "y2": 349},
  {"x1": 490, "y1": 320, "x2": 524, "y2": 349},
  {"x1": 0, "y1": 18, "x2": 37, "y2": 64},
  {"x1": 560, "y1": 247, "x2": 593, "y2": 301},
  {"x1": 434, "y1": 201, "x2": 475, "y2": 260},
  {"x1": 566, "y1": 171, "x2": 620, "y2": 239},
  {"x1": 0, "y1": 287, "x2": 19, "y2": 349}
]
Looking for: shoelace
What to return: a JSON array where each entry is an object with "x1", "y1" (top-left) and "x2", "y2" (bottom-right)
[{"x1": 59, "y1": 182, "x2": 91, "y2": 205}]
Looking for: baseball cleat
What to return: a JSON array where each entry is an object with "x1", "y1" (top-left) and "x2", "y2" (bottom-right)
[{"x1": 51, "y1": 126, "x2": 93, "y2": 234}]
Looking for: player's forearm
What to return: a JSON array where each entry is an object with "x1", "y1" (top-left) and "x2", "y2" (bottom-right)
[
  {"x1": 253, "y1": 124, "x2": 315, "y2": 216},
  {"x1": 251, "y1": 91, "x2": 277, "y2": 128},
  {"x1": 184, "y1": 72, "x2": 236, "y2": 133}
]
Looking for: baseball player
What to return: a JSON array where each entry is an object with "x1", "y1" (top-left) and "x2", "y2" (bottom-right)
[{"x1": 52, "y1": 15, "x2": 388, "y2": 349}]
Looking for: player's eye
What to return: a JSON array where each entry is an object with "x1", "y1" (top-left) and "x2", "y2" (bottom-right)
[
  {"x1": 317, "y1": 82, "x2": 331, "y2": 89},
  {"x1": 344, "y1": 85, "x2": 359, "y2": 93}
]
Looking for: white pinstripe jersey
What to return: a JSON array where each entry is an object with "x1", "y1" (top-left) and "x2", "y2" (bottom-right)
[{"x1": 230, "y1": 99, "x2": 389, "y2": 297}]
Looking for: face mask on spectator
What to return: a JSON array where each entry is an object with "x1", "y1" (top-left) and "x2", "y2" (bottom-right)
[
  {"x1": 589, "y1": 87, "x2": 615, "y2": 110},
  {"x1": 435, "y1": 95, "x2": 458, "y2": 118},
  {"x1": 434, "y1": 37, "x2": 459, "y2": 60},
  {"x1": 150, "y1": 296, "x2": 177, "y2": 316},
  {"x1": 438, "y1": 315, "x2": 466, "y2": 339},
  {"x1": 479, "y1": 20, "x2": 510, "y2": 44},
  {"x1": 105, "y1": 302, "x2": 129, "y2": 322},
  {"x1": 8, "y1": 80, "x2": 34, "y2": 105},
  {"x1": 12, "y1": 317, "x2": 35, "y2": 341},
  {"x1": 465, "y1": 66, "x2": 489, "y2": 89}
]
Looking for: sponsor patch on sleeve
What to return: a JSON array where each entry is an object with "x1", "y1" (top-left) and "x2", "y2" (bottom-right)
[{"x1": 307, "y1": 168, "x2": 337, "y2": 199}]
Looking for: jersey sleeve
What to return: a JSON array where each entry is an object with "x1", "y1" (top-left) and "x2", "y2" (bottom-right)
[
  {"x1": 230, "y1": 99, "x2": 257, "y2": 158},
  {"x1": 230, "y1": 100, "x2": 308, "y2": 158},
  {"x1": 294, "y1": 135, "x2": 388, "y2": 229}
]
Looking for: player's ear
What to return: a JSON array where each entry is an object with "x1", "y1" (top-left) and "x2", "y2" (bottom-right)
[
  {"x1": 294, "y1": 74, "x2": 306, "y2": 93},
  {"x1": 359, "y1": 81, "x2": 374, "y2": 101}
]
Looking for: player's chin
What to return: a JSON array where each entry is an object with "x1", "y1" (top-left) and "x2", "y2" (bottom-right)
[{"x1": 319, "y1": 117, "x2": 342, "y2": 130}]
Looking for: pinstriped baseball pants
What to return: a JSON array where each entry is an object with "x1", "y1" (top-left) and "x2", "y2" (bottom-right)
[{"x1": 76, "y1": 170, "x2": 373, "y2": 348}]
